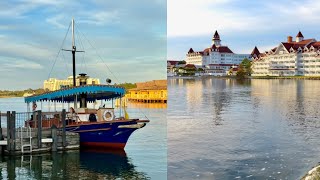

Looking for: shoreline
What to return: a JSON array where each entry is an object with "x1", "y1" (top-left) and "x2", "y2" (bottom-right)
[
  {"x1": 301, "y1": 164, "x2": 320, "y2": 179},
  {"x1": 168, "y1": 75, "x2": 320, "y2": 80}
]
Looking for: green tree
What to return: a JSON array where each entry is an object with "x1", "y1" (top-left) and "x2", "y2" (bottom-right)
[
  {"x1": 236, "y1": 58, "x2": 252, "y2": 78},
  {"x1": 178, "y1": 60, "x2": 186, "y2": 65}
]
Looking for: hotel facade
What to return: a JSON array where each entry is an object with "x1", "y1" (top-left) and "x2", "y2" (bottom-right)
[
  {"x1": 186, "y1": 31, "x2": 250, "y2": 75},
  {"x1": 252, "y1": 31, "x2": 320, "y2": 76},
  {"x1": 44, "y1": 76, "x2": 100, "y2": 91}
]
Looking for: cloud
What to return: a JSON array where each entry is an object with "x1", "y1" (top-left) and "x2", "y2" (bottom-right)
[{"x1": 0, "y1": 57, "x2": 43, "y2": 70}]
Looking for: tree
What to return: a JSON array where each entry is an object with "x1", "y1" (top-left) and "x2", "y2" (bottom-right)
[
  {"x1": 236, "y1": 58, "x2": 252, "y2": 78},
  {"x1": 178, "y1": 60, "x2": 186, "y2": 65},
  {"x1": 197, "y1": 68, "x2": 204, "y2": 75}
]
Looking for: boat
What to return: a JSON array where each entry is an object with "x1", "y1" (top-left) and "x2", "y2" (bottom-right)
[{"x1": 24, "y1": 19, "x2": 149, "y2": 149}]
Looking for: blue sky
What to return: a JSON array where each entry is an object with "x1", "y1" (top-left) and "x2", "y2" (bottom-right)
[
  {"x1": 0, "y1": 0, "x2": 166, "y2": 90},
  {"x1": 168, "y1": 0, "x2": 320, "y2": 60}
]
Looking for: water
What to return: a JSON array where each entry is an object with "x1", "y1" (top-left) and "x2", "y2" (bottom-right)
[
  {"x1": 0, "y1": 98, "x2": 167, "y2": 179},
  {"x1": 168, "y1": 77, "x2": 320, "y2": 179}
]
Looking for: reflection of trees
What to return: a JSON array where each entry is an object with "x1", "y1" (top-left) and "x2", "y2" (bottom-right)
[{"x1": 0, "y1": 150, "x2": 149, "y2": 179}]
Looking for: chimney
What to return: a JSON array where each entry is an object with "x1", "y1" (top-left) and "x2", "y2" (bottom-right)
[{"x1": 287, "y1": 36, "x2": 292, "y2": 43}]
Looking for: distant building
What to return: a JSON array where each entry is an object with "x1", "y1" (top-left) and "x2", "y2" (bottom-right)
[
  {"x1": 126, "y1": 80, "x2": 167, "y2": 103},
  {"x1": 186, "y1": 30, "x2": 250, "y2": 75},
  {"x1": 167, "y1": 60, "x2": 181, "y2": 76},
  {"x1": 44, "y1": 76, "x2": 100, "y2": 91},
  {"x1": 252, "y1": 31, "x2": 320, "y2": 76}
]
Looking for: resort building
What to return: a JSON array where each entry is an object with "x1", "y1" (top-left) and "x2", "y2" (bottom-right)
[
  {"x1": 186, "y1": 30, "x2": 250, "y2": 75},
  {"x1": 251, "y1": 31, "x2": 320, "y2": 76},
  {"x1": 44, "y1": 76, "x2": 100, "y2": 91},
  {"x1": 167, "y1": 60, "x2": 181, "y2": 76},
  {"x1": 125, "y1": 80, "x2": 167, "y2": 103}
]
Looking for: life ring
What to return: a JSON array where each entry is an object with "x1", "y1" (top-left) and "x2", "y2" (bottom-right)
[
  {"x1": 103, "y1": 110, "x2": 115, "y2": 121},
  {"x1": 32, "y1": 102, "x2": 37, "y2": 111}
]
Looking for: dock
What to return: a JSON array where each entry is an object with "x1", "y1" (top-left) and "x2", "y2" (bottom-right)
[
  {"x1": 0, "y1": 110, "x2": 79, "y2": 156},
  {"x1": 121, "y1": 80, "x2": 167, "y2": 104}
]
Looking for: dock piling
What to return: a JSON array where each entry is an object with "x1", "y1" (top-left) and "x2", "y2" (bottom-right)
[
  {"x1": 6, "y1": 111, "x2": 10, "y2": 153},
  {"x1": 51, "y1": 125, "x2": 57, "y2": 152},
  {"x1": 61, "y1": 109, "x2": 66, "y2": 147},
  {"x1": 37, "y1": 110, "x2": 42, "y2": 148},
  {"x1": 9, "y1": 111, "x2": 16, "y2": 154}
]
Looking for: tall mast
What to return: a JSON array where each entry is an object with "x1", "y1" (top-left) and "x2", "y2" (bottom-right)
[
  {"x1": 61, "y1": 18, "x2": 84, "y2": 109},
  {"x1": 72, "y1": 18, "x2": 76, "y2": 87},
  {"x1": 72, "y1": 18, "x2": 77, "y2": 109}
]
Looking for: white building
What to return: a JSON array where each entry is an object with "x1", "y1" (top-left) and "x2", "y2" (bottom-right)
[
  {"x1": 44, "y1": 76, "x2": 100, "y2": 91},
  {"x1": 252, "y1": 31, "x2": 320, "y2": 76},
  {"x1": 186, "y1": 30, "x2": 250, "y2": 75}
]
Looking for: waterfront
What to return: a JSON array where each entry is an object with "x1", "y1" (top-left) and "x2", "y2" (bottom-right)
[
  {"x1": 168, "y1": 77, "x2": 320, "y2": 179},
  {"x1": 0, "y1": 98, "x2": 166, "y2": 179}
]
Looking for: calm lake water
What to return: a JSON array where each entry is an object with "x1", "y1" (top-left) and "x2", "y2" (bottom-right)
[
  {"x1": 168, "y1": 77, "x2": 320, "y2": 179},
  {"x1": 0, "y1": 98, "x2": 167, "y2": 179}
]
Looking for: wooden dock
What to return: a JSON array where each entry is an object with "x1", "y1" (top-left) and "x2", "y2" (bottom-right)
[{"x1": 0, "y1": 110, "x2": 79, "y2": 156}]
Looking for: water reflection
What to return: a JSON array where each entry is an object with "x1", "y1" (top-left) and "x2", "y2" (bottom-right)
[
  {"x1": 168, "y1": 77, "x2": 320, "y2": 179},
  {"x1": 0, "y1": 150, "x2": 148, "y2": 179}
]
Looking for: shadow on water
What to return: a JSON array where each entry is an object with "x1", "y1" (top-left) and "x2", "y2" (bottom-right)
[{"x1": 0, "y1": 150, "x2": 149, "y2": 179}]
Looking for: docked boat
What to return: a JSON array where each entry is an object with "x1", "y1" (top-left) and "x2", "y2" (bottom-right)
[{"x1": 24, "y1": 19, "x2": 149, "y2": 149}]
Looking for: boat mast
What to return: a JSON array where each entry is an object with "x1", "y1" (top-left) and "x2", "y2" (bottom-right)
[
  {"x1": 71, "y1": 18, "x2": 77, "y2": 109},
  {"x1": 72, "y1": 18, "x2": 76, "y2": 88}
]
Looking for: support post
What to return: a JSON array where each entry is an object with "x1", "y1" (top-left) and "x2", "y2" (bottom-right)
[
  {"x1": 0, "y1": 111, "x2": 2, "y2": 140},
  {"x1": 51, "y1": 125, "x2": 57, "y2": 152},
  {"x1": 6, "y1": 111, "x2": 10, "y2": 152},
  {"x1": 9, "y1": 111, "x2": 16, "y2": 153},
  {"x1": 61, "y1": 109, "x2": 67, "y2": 147},
  {"x1": 37, "y1": 110, "x2": 42, "y2": 148}
]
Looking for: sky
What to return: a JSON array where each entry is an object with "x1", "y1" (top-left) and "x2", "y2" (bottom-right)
[
  {"x1": 168, "y1": 0, "x2": 320, "y2": 60},
  {"x1": 0, "y1": 0, "x2": 166, "y2": 90}
]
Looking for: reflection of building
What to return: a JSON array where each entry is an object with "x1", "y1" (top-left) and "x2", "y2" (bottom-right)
[
  {"x1": 186, "y1": 30, "x2": 249, "y2": 76},
  {"x1": 252, "y1": 31, "x2": 320, "y2": 76},
  {"x1": 126, "y1": 80, "x2": 167, "y2": 103},
  {"x1": 44, "y1": 76, "x2": 100, "y2": 91}
]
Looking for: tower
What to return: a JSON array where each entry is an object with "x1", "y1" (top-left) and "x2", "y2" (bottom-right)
[
  {"x1": 212, "y1": 30, "x2": 221, "y2": 46},
  {"x1": 296, "y1": 31, "x2": 304, "y2": 42}
]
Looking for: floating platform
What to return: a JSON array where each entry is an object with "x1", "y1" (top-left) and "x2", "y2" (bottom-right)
[{"x1": 0, "y1": 111, "x2": 79, "y2": 156}]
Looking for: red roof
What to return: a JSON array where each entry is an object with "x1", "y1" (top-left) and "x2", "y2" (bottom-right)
[
  {"x1": 308, "y1": 41, "x2": 320, "y2": 48},
  {"x1": 216, "y1": 46, "x2": 233, "y2": 53},
  {"x1": 167, "y1": 60, "x2": 180, "y2": 65},
  {"x1": 188, "y1": 48, "x2": 194, "y2": 53},
  {"x1": 281, "y1": 39, "x2": 314, "y2": 51},
  {"x1": 296, "y1": 31, "x2": 304, "y2": 38},
  {"x1": 184, "y1": 64, "x2": 196, "y2": 69}
]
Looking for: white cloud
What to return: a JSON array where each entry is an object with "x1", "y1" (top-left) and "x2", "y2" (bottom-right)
[{"x1": 168, "y1": 0, "x2": 320, "y2": 38}]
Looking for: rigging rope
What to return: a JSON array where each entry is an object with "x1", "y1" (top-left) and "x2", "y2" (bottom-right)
[
  {"x1": 47, "y1": 22, "x2": 71, "y2": 79},
  {"x1": 76, "y1": 28, "x2": 121, "y2": 84}
]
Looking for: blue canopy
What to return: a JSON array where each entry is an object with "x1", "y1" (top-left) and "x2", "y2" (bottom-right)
[{"x1": 24, "y1": 85, "x2": 125, "y2": 103}]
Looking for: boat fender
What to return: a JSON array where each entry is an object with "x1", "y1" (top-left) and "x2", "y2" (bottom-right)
[{"x1": 103, "y1": 110, "x2": 115, "y2": 121}]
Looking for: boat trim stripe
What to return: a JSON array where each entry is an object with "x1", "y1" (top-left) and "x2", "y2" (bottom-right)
[{"x1": 73, "y1": 128, "x2": 111, "y2": 133}]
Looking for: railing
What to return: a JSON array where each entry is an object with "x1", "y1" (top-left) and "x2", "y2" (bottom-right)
[{"x1": 0, "y1": 110, "x2": 67, "y2": 154}]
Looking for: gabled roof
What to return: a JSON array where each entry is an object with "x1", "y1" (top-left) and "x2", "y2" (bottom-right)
[
  {"x1": 251, "y1": 46, "x2": 260, "y2": 57},
  {"x1": 188, "y1": 48, "x2": 194, "y2": 53},
  {"x1": 281, "y1": 39, "x2": 314, "y2": 51},
  {"x1": 296, "y1": 31, "x2": 304, "y2": 38}
]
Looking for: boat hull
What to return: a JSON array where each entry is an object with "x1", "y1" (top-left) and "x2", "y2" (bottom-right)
[{"x1": 65, "y1": 120, "x2": 147, "y2": 149}]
